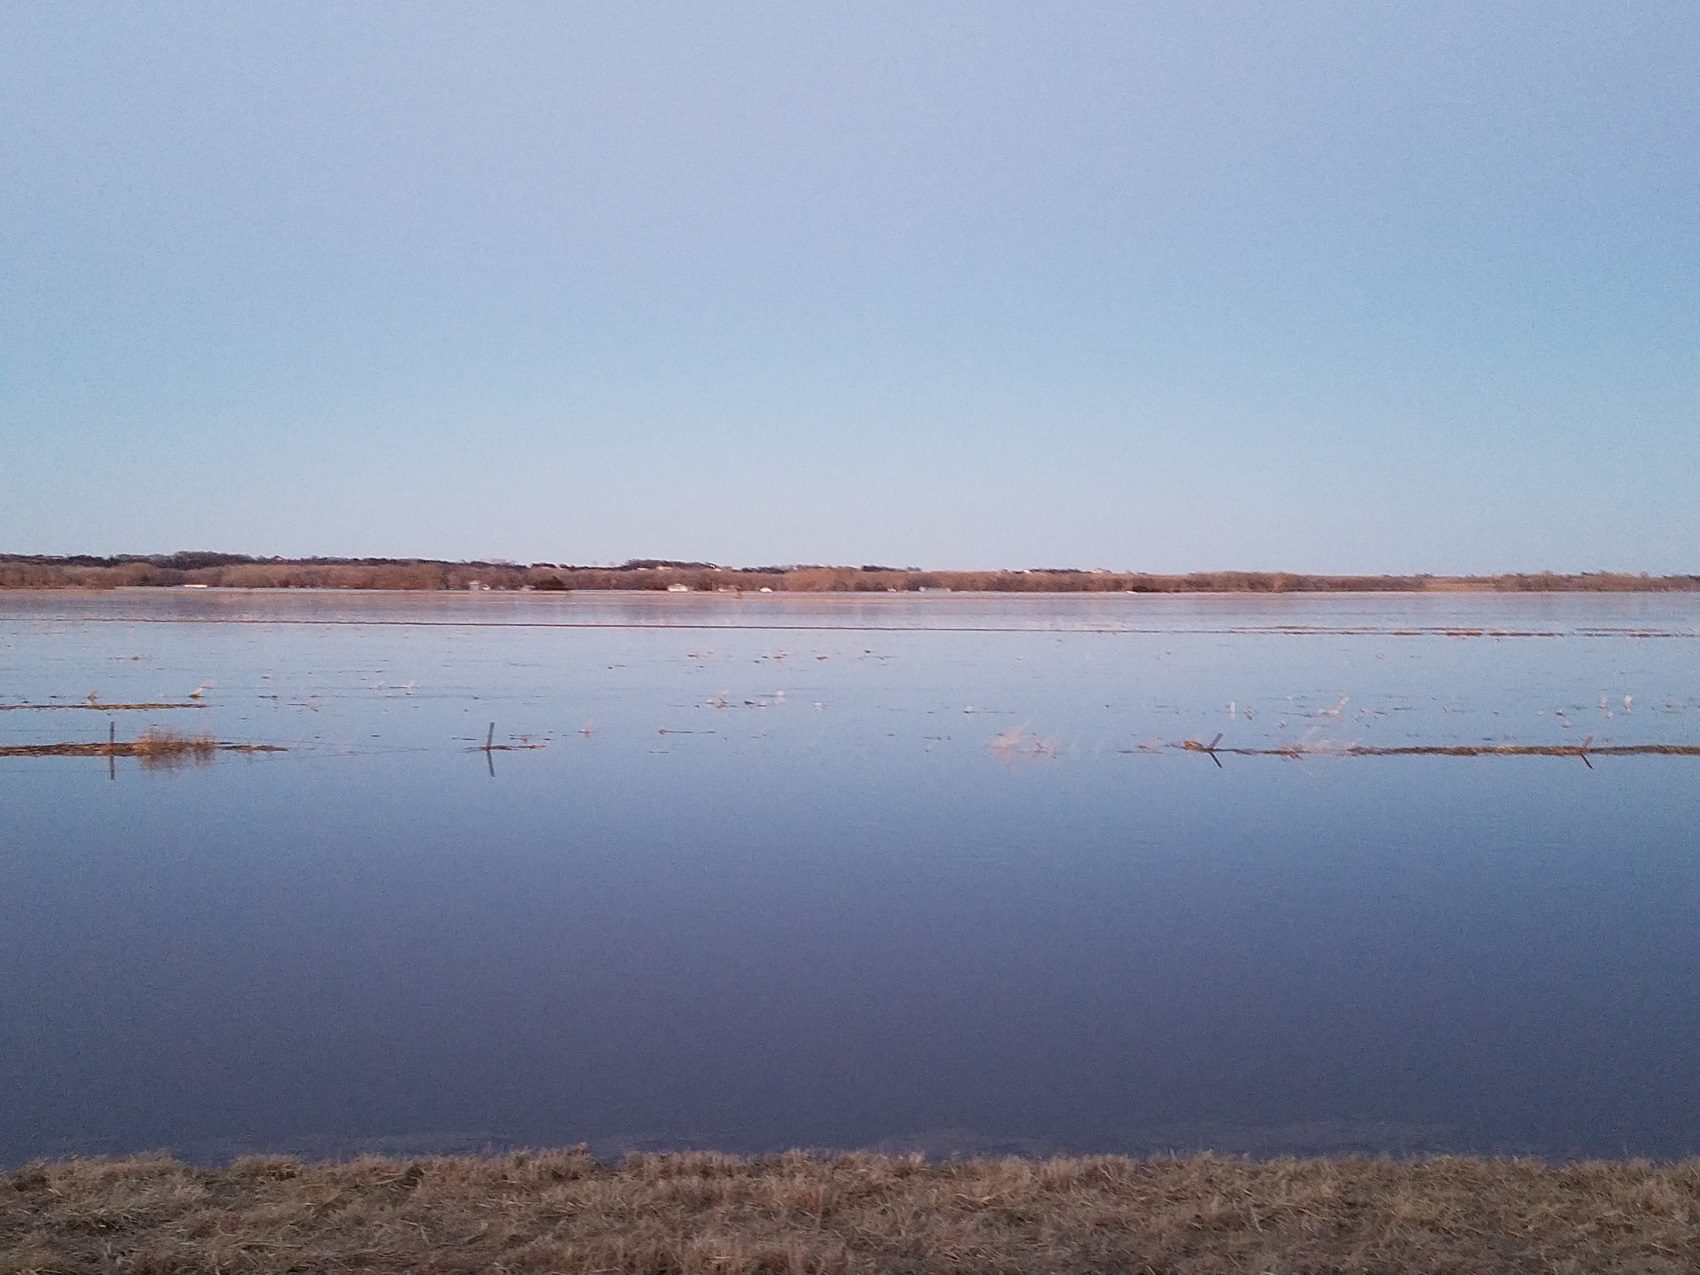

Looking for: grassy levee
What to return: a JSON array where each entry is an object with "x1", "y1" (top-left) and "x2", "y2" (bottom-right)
[
  {"x1": 3, "y1": 554, "x2": 1699, "y2": 592},
  {"x1": 4, "y1": 1151, "x2": 1697, "y2": 1274}
]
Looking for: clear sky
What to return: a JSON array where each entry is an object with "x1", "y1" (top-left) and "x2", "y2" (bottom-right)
[{"x1": 2, "y1": 2, "x2": 1696, "y2": 572}]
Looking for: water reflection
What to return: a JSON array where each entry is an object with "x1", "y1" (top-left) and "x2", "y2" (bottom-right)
[{"x1": 1, "y1": 591, "x2": 1698, "y2": 1163}]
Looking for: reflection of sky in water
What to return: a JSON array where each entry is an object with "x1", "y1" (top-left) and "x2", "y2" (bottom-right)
[{"x1": 2, "y1": 591, "x2": 1699, "y2": 1163}]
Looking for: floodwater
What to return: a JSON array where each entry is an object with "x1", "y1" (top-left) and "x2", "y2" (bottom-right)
[{"x1": 2, "y1": 589, "x2": 1698, "y2": 1164}]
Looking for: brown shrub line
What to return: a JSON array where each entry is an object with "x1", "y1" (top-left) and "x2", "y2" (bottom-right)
[
  {"x1": 4, "y1": 558, "x2": 1699, "y2": 593},
  {"x1": 3, "y1": 1150, "x2": 1697, "y2": 1274}
]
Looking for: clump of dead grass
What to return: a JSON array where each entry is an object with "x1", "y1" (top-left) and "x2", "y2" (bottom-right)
[
  {"x1": 131, "y1": 727, "x2": 218, "y2": 768},
  {"x1": 3, "y1": 1150, "x2": 1696, "y2": 1274}
]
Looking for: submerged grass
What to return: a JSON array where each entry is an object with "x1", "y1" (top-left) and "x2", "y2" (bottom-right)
[{"x1": 3, "y1": 1150, "x2": 1697, "y2": 1274}]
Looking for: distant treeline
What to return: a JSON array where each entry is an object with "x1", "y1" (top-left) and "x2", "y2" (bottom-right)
[{"x1": 2, "y1": 554, "x2": 1697, "y2": 593}]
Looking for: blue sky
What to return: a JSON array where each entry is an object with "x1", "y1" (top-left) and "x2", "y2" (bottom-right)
[{"x1": 2, "y1": 2, "x2": 1696, "y2": 571}]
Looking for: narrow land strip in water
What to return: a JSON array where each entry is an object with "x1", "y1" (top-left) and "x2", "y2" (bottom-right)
[
  {"x1": 0, "y1": 735, "x2": 284, "y2": 760},
  {"x1": 0, "y1": 701, "x2": 204, "y2": 711},
  {"x1": 1181, "y1": 738, "x2": 1700, "y2": 759}
]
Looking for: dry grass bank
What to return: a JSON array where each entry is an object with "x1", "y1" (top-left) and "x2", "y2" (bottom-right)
[
  {"x1": 4, "y1": 1150, "x2": 1697, "y2": 1274},
  {"x1": 3, "y1": 554, "x2": 1698, "y2": 593}
]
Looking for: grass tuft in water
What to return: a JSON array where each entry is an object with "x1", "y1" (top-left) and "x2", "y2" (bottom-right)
[{"x1": 131, "y1": 727, "x2": 218, "y2": 769}]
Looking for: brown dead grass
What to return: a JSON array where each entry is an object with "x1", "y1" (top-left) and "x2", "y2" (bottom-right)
[{"x1": 3, "y1": 1151, "x2": 1696, "y2": 1274}]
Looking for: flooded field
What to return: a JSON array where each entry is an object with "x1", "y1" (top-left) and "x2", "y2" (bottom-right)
[{"x1": 2, "y1": 589, "x2": 1699, "y2": 1164}]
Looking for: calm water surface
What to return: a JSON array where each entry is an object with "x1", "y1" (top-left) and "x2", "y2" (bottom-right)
[{"x1": 3, "y1": 590, "x2": 1698, "y2": 1163}]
